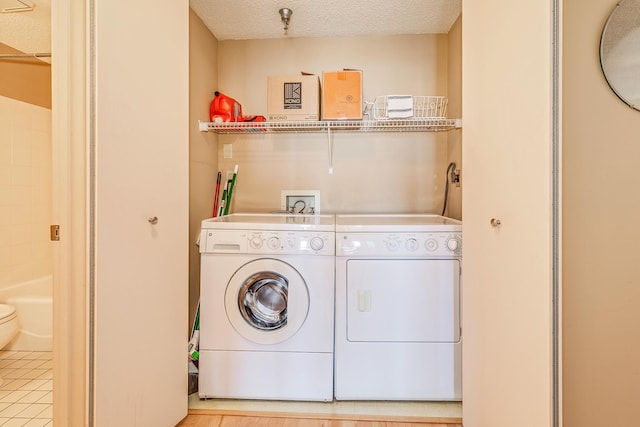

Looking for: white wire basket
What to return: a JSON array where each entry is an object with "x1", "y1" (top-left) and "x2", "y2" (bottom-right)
[{"x1": 365, "y1": 95, "x2": 448, "y2": 120}]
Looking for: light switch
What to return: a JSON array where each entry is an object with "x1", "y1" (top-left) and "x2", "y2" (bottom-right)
[{"x1": 223, "y1": 144, "x2": 232, "y2": 159}]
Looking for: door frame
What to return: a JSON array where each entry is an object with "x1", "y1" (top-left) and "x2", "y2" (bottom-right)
[
  {"x1": 51, "y1": 0, "x2": 88, "y2": 425},
  {"x1": 51, "y1": 1, "x2": 562, "y2": 425}
]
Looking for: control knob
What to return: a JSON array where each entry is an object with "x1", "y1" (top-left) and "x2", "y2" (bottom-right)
[
  {"x1": 267, "y1": 236, "x2": 281, "y2": 250},
  {"x1": 447, "y1": 237, "x2": 461, "y2": 252},
  {"x1": 425, "y1": 239, "x2": 438, "y2": 251},
  {"x1": 249, "y1": 237, "x2": 263, "y2": 249},
  {"x1": 310, "y1": 236, "x2": 324, "y2": 251},
  {"x1": 405, "y1": 238, "x2": 419, "y2": 251},
  {"x1": 386, "y1": 239, "x2": 400, "y2": 251}
]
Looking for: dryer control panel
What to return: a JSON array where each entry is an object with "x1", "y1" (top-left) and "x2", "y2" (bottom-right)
[
  {"x1": 201, "y1": 229, "x2": 335, "y2": 255},
  {"x1": 337, "y1": 232, "x2": 462, "y2": 257}
]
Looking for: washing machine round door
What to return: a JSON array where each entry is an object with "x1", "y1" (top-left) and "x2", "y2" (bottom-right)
[{"x1": 225, "y1": 258, "x2": 310, "y2": 345}]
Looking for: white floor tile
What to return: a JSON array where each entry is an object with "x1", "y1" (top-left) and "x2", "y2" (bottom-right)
[
  {"x1": 32, "y1": 369, "x2": 48, "y2": 380},
  {"x1": 1, "y1": 370, "x2": 19, "y2": 380},
  {"x1": 19, "y1": 381, "x2": 46, "y2": 392},
  {"x1": 5, "y1": 361, "x2": 29, "y2": 370},
  {"x1": 15, "y1": 353, "x2": 33, "y2": 360},
  {"x1": 0, "y1": 403, "x2": 31, "y2": 418},
  {"x1": 18, "y1": 391, "x2": 48, "y2": 405},
  {"x1": 22, "y1": 419, "x2": 51, "y2": 427},
  {"x1": 1, "y1": 418, "x2": 30, "y2": 426},
  {"x1": 33, "y1": 406, "x2": 51, "y2": 419},
  {"x1": 10, "y1": 371, "x2": 30, "y2": 380},
  {"x1": 24, "y1": 418, "x2": 53, "y2": 427},
  {"x1": 33, "y1": 394, "x2": 50, "y2": 406},
  {"x1": 22, "y1": 362, "x2": 46, "y2": 371},
  {"x1": 20, "y1": 354, "x2": 42, "y2": 361},
  {"x1": 0, "y1": 391, "x2": 30, "y2": 404},
  {"x1": 34, "y1": 383, "x2": 50, "y2": 393},
  {"x1": 0, "y1": 352, "x2": 52, "y2": 426},
  {"x1": 15, "y1": 403, "x2": 50, "y2": 418},
  {"x1": 0, "y1": 380, "x2": 29, "y2": 392},
  {"x1": 16, "y1": 372, "x2": 42, "y2": 381},
  {"x1": 0, "y1": 351, "x2": 20, "y2": 360}
]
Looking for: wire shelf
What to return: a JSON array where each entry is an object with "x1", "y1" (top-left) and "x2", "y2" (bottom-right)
[
  {"x1": 199, "y1": 118, "x2": 459, "y2": 134},
  {"x1": 366, "y1": 96, "x2": 448, "y2": 120}
]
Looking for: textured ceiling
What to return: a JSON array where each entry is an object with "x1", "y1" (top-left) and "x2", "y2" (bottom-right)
[
  {"x1": 189, "y1": 0, "x2": 462, "y2": 41},
  {"x1": 0, "y1": 0, "x2": 51, "y2": 54},
  {"x1": 0, "y1": 0, "x2": 461, "y2": 56}
]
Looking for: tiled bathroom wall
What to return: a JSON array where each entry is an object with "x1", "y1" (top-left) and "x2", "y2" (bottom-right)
[{"x1": 0, "y1": 95, "x2": 52, "y2": 288}]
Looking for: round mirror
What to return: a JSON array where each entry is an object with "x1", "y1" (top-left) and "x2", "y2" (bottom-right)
[{"x1": 600, "y1": 0, "x2": 640, "y2": 110}]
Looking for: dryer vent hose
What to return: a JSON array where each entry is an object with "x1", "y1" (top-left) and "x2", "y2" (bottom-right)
[{"x1": 441, "y1": 162, "x2": 456, "y2": 216}]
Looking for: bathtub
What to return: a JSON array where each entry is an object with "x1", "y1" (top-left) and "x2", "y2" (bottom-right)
[{"x1": 0, "y1": 276, "x2": 53, "y2": 352}]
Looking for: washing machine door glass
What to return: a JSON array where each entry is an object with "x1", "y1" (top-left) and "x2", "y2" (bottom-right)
[
  {"x1": 239, "y1": 272, "x2": 288, "y2": 330},
  {"x1": 225, "y1": 258, "x2": 310, "y2": 345}
]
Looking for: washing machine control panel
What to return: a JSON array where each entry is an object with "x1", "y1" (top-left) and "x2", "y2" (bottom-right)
[
  {"x1": 201, "y1": 229, "x2": 334, "y2": 255},
  {"x1": 337, "y1": 232, "x2": 462, "y2": 257}
]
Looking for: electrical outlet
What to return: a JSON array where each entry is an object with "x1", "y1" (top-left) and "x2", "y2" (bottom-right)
[
  {"x1": 451, "y1": 169, "x2": 461, "y2": 187},
  {"x1": 281, "y1": 190, "x2": 320, "y2": 214}
]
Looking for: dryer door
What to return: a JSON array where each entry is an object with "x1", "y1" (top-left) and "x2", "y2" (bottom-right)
[
  {"x1": 345, "y1": 258, "x2": 460, "y2": 343},
  {"x1": 225, "y1": 258, "x2": 310, "y2": 345}
]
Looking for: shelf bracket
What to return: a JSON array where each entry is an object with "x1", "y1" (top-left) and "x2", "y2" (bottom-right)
[{"x1": 327, "y1": 126, "x2": 334, "y2": 174}]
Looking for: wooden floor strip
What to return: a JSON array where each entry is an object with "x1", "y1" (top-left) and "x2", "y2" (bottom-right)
[{"x1": 178, "y1": 413, "x2": 463, "y2": 427}]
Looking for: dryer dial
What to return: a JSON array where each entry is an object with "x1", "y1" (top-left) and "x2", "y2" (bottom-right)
[
  {"x1": 425, "y1": 238, "x2": 438, "y2": 251},
  {"x1": 405, "y1": 238, "x2": 419, "y2": 251},
  {"x1": 447, "y1": 236, "x2": 461, "y2": 253},
  {"x1": 385, "y1": 239, "x2": 400, "y2": 251},
  {"x1": 310, "y1": 236, "x2": 325, "y2": 251}
]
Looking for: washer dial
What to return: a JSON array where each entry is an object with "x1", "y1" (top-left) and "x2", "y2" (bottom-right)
[
  {"x1": 249, "y1": 236, "x2": 263, "y2": 249},
  {"x1": 267, "y1": 236, "x2": 281, "y2": 250}
]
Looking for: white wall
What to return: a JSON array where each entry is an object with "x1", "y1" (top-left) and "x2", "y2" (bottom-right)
[
  {"x1": 211, "y1": 34, "x2": 459, "y2": 216},
  {"x1": 563, "y1": 0, "x2": 640, "y2": 425},
  {"x1": 189, "y1": 9, "x2": 219, "y2": 329},
  {"x1": 447, "y1": 16, "x2": 462, "y2": 220},
  {"x1": 0, "y1": 95, "x2": 52, "y2": 287}
]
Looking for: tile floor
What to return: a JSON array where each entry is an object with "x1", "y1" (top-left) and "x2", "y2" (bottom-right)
[{"x1": 0, "y1": 351, "x2": 52, "y2": 426}]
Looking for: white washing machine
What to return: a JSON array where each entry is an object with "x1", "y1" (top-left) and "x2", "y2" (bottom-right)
[
  {"x1": 198, "y1": 213, "x2": 335, "y2": 401},
  {"x1": 334, "y1": 214, "x2": 462, "y2": 401}
]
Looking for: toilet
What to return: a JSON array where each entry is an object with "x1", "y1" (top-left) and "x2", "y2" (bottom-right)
[{"x1": 0, "y1": 304, "x2": 19, "y2": 385}]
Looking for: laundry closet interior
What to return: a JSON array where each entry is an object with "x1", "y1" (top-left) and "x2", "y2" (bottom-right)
[{"x1": 188, "y1": 1, "x2": 463, "y2": 419}]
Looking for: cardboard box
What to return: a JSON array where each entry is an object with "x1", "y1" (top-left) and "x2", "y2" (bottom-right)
[
  {"x1": 267, "y1": 74, "x2": 320, "y2": 121},
  {"x1": 322, "y1": 70, "x2": 363, "y2": 120}
]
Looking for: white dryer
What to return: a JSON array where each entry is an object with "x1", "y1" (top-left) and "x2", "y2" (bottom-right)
[
  {"x1": 334, "y1": 214, "x2": 462, "y2": 401},
  {"x1": 198, "y1": 213, "x2": 335, "y2": 401}
]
